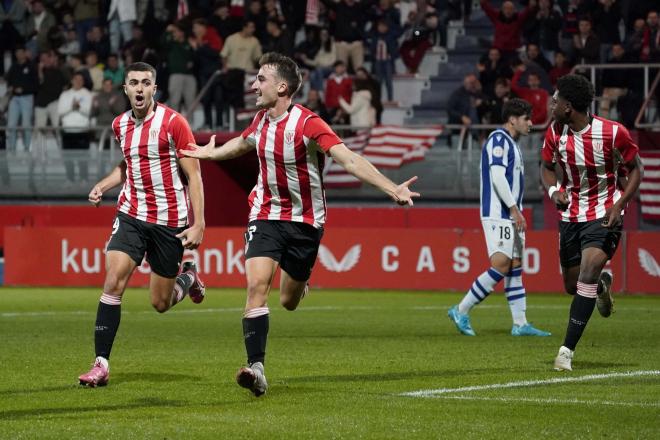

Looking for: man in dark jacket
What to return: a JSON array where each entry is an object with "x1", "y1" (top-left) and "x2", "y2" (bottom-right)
[{"x1": 7, "y1": 47, "x2": 38, "y2": 152}]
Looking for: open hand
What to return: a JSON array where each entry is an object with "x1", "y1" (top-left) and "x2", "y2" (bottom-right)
[
  {"x1": 182, "y1": 135, "x2": 216, "y2": 160},
  {"x1": 392, "y1": 176, "x2": 420, "y2": 206}
]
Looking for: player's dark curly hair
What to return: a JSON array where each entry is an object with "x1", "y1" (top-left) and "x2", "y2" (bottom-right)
[
  {"x1": 259, "y1": 52, "x2": 302, "y2": 97},
  {"x1": 502, "y1": 98, "x2": 532, "y2": 122},
  {"x1": 556, "y1": 74, "x2": 594, "y2": 113}
]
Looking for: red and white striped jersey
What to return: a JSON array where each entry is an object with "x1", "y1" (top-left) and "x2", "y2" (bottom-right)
[
  {"x1": 241, "y1": 104, "x2": 342, "y2": 228},
  {"x1": 541, "y1": 116, "x2": 639, "y2": 223},
  {"x1": 112, "y1": 103, "x2": 195, "y2": 228}
]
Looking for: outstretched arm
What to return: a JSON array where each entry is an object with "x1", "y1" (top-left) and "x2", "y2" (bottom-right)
[
  {"x1": 88, "y1": 160, "x2": 127, "y2": 207},
  {"x1": 181, "y1": 135, "x2": 256, "y2": 161},
  {"x1": 329, "y1": 143, "x2": 420, "y2": 205}
]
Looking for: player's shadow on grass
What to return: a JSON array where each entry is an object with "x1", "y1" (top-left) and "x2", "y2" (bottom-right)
[
  {"x1": 284, "y1": 368, "x2": 513, "y2": 384},
  {"x1": 112, "y1": 371, "x2": 201, "y2": 384},
  {"x1": 0, "y1": 397, "x2": 185, "y2": 421}
]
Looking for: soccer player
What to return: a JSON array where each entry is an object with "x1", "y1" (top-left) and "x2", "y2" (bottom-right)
[
  {"x1": 78, "y1": 62, "x2": 206, "y2": 387},
  {"x1": 448, "y1": 98, "x2": 551, "y2": 337},
  {"x1": 541, "y1": 74, "x2": 643, "y2": 371},
  {"x1": 182, "y1": 52, "x2": 419, "y2": 397}
]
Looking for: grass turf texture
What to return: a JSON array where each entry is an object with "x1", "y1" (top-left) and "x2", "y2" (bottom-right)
[{"x1": 0, "y1": 287, "x2": 658, "y2": 439}]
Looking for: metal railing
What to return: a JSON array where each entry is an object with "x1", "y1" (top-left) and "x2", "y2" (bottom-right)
[{"x1": 635, "y1": 69, "x2": 660, "y2": 129}]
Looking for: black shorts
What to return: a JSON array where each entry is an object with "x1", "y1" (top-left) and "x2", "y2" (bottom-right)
[
  {"x1": 244, "y1": 220, "x2": 324, "y2": 281},
  {"x1": 558, "y1": 218, "x2": 623, "y2": 267},
  {"x1": 106, "y1": 212, "x2": 186, "y2": 278}
]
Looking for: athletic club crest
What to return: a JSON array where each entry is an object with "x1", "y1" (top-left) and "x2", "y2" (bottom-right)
[
  {"x1": 593, "y1": 140, "x2": 603, "y2": 153},
  {"x1": 284, "y1": 130, "x2": 295, "y2": 144},
  {"x1": 149, "y1": 129, "x2": 159, "y2": 143}
]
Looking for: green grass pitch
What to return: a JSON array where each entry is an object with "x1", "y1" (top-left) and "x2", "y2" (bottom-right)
[{"x1": 1, "y1": 287, "x2": 658, "y2": 439}]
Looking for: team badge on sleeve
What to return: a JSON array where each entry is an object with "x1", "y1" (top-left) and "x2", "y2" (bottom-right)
[{"x1": 493, "y1": 146, "x2": 504, "y2": 157}]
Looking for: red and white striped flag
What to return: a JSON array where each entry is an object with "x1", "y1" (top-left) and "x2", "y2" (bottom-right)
[
  {"x1": 324, "y1": 125, "x2": 443, "y2": 189},
  {"x1": 324, "y1": 131, "x2": 369, "y2": 188},
  {"x1": 305, "y1": 0, "x2": 320, "y2": 25},
  {"x1": 177, "y1": 0, "x2": 189, "y2": 19},
  {"x1": 361, "y1": 125, "x2": 443, "y2": 168},
  {"x1": 640, "y1": 152, "x2": 660, "y2": 220}
]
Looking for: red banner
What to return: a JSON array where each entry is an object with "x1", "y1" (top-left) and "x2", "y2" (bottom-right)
[{"x1": 4, "y1": 227, "x2": 657, "y2": 294}]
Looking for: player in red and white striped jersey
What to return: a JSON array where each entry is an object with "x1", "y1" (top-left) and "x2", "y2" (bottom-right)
[
  {"x1": 78, "y1": 63, "x2": 206, "y2": 387},
  {"x1": 183, "y1": 52, "x2": 419, "y2": 396},
  {"x1": 540, "y1": 74, "x2": 643, "y2": 371}
]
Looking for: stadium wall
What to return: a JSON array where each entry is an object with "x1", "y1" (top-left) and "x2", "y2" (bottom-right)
[{"x1": 4, "y1": 226, "x2": 659, "y2": 294}]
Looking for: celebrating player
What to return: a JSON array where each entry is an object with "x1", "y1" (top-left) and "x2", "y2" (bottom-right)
[
  {"x1": 78, "y1": 62, "x2": 206, "y2": 387},
  {"x1": 448, "y1": 98, "x2": 551, "y2": 337},
  {"x1": 541, "y1": 74, "x2": 643, "y2": 371},
  {"x1": 182, "y1": 52, "x2": 419, "y2": 397}
]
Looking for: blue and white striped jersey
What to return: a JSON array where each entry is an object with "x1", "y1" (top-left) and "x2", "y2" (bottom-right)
[{"x1": 480, "y1": 128, "x2": 524, "y2": 220}]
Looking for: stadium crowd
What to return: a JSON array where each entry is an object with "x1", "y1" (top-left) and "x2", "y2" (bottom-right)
[{"x1": 0, "y1": 0, "x2": 658, "y2": 156}]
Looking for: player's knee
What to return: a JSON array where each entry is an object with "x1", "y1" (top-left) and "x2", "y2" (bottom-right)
[
  {"x1": 151, "y1": 299, "x2": 169, "y2": 313},
  {"x1": 103, "y1": 273, "x2": 127, "y2": 296},
  {"x1": 246, "y1": 278, "x2": 269, "y2": 298},
  {"x1": 564, "y1": 281, "x2": 577, "y2": 295},
  {"x1": 280, "y1": 297, "x2": 298, "y2": 311}
]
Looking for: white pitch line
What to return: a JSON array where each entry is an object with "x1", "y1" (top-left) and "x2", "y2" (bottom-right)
[
  {"x1": 433, "y1": 395, "x2": 660, "y2": 408},
  {"x1": 400, "y1": 370, "x2": 660, "y2": 397},
  {"x1": 1, "y1": 303, "x2": 658, "y2": 318}
]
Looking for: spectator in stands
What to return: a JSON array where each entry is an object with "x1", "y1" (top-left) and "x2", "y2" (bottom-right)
[
  {"x1": 58, "y1": 71, "x2": 93, "y2": 183},
  {"x1": 324, "y1": 60, "x2": 352, "y2": 121},
  {"x1": 548, "y1": 50, "x2": 571, "y2": 86},
  {"x1": 35, "y1": 50, "x2": 67, "y2": 136},
  {"x1": 210, "y1": 1, "x2": 241, "y2": 41},
  {"x1": 221, "y1": 20, "x2": 262, "y2": 73},
  {"x1": 294, "y1": 26, "x2": 321, "y2": 70},
  {"x1": 163, "y1": 22, "x2": 196, "y2": 114},
  {"x1": 572, "y1": 18, "x2": 601, "y2": 65},
  {"x1": 66, "y1": 53, "x2": 93, "y2": 90},
  {"x1": 264, "y1": 0, "x2": 286, "y2": 27},
  {"x1": 85, "y1": 50, "x2": 104, "y2": 91},
  {"x1": 593, "y1": 0, "x2": 622, "y2": 64},
  {"x1": 107, "y1": 0, "x2": 137, "y2": 54},
  {"x1": 92, "y1": 78, "x2": 126, "y2": 149},
  {"x1": 448, "y1": 73, "x2": 483, "y2": 129},
  {"x1": 511, "y1": 64, "x2": 549, "y2": 125},
  {"x1": 83, "y1": 25, "x2": 111, "y2": 62},
  {"x1": 0, "y1": 0, "x2": 28, "y2": 76},
  {"x1": 190, "y1": 18, "x2": 224, "y2": 129},
  {"x1": 356, "y1": 66, "x2": 383, "y2": 123},
  {"x1": 245, "y1": 0, "x2": 267, "y2": 44},
  {"x1": 523, "y1": 0, "x2": 561, "y2": 61},
  {"x1": 368, "y1": 0, "x2": 402, "y2": 37},
  {"x1": 25, "y1": 0, "x2": 57, "y2": 55},
  {"x1": 624, "y1": 17, "x2": 645, "y2": 62},
  {"x1": 480, "y1": 0, "x2": 536, "y2": 61},
  {"x1": 399, "y1": 10, "x2": 434, "y2": 74},
  {"x1": 69, "y1": 0, "x2": 100, "y2": 50},
  {"x1": 262, "y1": 19, "x2": 294, "y2": 56},
  {"x1": 121, "y1": 24, "x2": 148, "y2": 62},
  {"x1": 59, "y1": 29, "x2": 81, "y2": 56},
  {"x1": 219, "y1": 20, "x2": 262, "y2": 111},
  {"x1": 321, "y1": 0, "x2": 370, "y2": 73},
  {"x1": 136, "y1": 0, "x2": 168, "y2": 33},
  {"x1": 304, "y1": 27, "x2": 336, "y2": 91},
  {"x1": 103, "y1": 53, "x2": 125, "y2": 88},
  {"x1": 526, "y1": 43, "x2": 552, "y2": 72},
  {"x1": 640, "y1": 10, "x2": 660, "y2": 62},
  {"x1": 369, "y1": 18, "x2": 398, "y2": 102},
  {"x1": 557, "y1": 0, "x2": 588, "y2": 58},
  {"x1": 338, "y1": 78, "x2": 376, "y2": 127},
  {"x1": 600, "y1": 43, "x2": 630, "y2": 118},
  {"x1": 481, "y1": 77, "x2": 517, "y2": 124},
  {"x1": 6, "y1": 47, "x2": 38, "y2": 152},
  {"x1": 448, "y1": 0, "x2": 473, "y2": 23},
  {"x1": 304, "y1": 88, "x2": 331, "y2": 123},
  {"x1": 478, "y1": 47, "x2": 513, "y2": 97}
]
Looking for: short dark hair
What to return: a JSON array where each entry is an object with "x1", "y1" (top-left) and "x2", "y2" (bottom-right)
[
  {"x1": 125, "y1": 62, "x2": 157, "y2": 82},
  {"x1": 259, "y1": 52, "x2": 302, "y2": 97},
  {"x1": 556, "y1": 74, "x2": 594, "y2": 113},
  {"x1": 502, "y1": 98, "x2": 532, "y2": 122}
]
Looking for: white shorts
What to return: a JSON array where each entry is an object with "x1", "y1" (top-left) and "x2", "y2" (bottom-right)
[{"x1": 481, "y1": 218, "x2": 525, "y2": 260}]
